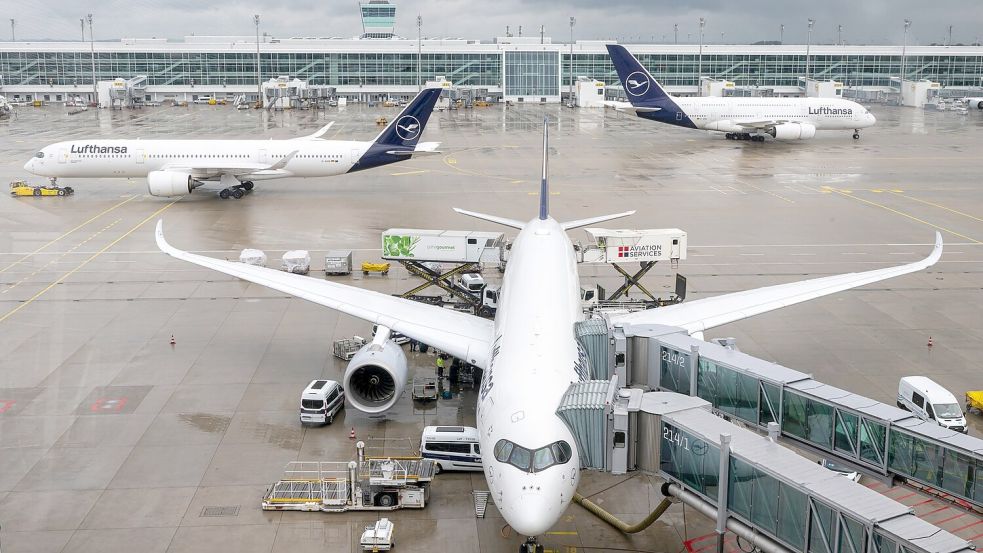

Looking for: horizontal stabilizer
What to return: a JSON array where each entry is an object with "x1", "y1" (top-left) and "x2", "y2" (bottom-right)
[
  {"x1": 384, "y1": 142, "x2": 442, "y2": 156},
  {"x1": 561, "y1": 211, "x2": 636, "y2": 231},
  {"x1": 453, "y1": 208, "x2": 524, "y2": 230}
]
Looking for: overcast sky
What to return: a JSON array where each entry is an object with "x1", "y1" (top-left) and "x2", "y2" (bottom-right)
[{"x1": 8, "y1": 0, "x2": 983, "y2": 45}]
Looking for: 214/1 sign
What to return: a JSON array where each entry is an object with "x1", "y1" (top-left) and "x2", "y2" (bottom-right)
[{"x1": 663, "y1": 425, "x2": 690, "y2": 451}]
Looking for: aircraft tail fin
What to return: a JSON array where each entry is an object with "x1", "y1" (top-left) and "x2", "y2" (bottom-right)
[
  {"x1": 605, "y1": 44, "x2": 674, "y2": 106},
  {"x1": 372, "y1": 87, "x2": 443, "y2": 148}
]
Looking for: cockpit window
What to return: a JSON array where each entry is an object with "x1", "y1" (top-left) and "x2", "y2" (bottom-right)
[
  {"x1": 494, "y1": 439, "x2": 573, "y2": 473},
  {"x1": 35, "y1": 151, "x2": 44, "y2": 158}
]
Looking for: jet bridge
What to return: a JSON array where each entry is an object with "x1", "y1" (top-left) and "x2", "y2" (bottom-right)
[
  {"x1": 571, "y1": 318, "x2": 983, "y2": 512},
  {"x1": 556, "y1": 384, "x2": 974, "y2": 553}
]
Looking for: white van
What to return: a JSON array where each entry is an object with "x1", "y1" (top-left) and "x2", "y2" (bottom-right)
[
  {"x1": 299, "y1": 379, "x2": 345, "y2": 425},
  {"x1": 897, "y1": 376, "x2": 967, "y2": 433},
  {"x1": 420, "y1": 426, "x2": 482, "y2": 473}
]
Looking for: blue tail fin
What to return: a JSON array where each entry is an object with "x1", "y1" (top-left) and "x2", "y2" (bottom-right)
[
  {"x1": 605, "y1": 44, "x2": 696, "y2": 129},
  {"x1": 349, "y1": 87, "x2": 442, "y2": 173},
  {"x1": 373, "y1": 87, "x2": 442, "y2": 147},
  {"x1": 539, "y1": 117, "x2": 549, "y2": 220},
  {"x1": 606, "y1": 44, "x2": 674, "y2": 106}
]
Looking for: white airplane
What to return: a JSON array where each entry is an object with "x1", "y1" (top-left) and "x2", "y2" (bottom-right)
[
  {"x1": 156, "y1": 120, "x2": 941, "y2": 553},
  {"x1": 960, "y1": 97, "x2": 983, "y2": 110},
  {"x1": 606, "y1": 44, "x2": 877, "y2": 142},
  {"x1": 23, "y1": 87, "x2": 443, "y2": 199}
]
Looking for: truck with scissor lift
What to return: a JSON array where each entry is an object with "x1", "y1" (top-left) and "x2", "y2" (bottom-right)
[{"x1": 262, "y1": 455, "x2": 436, "y2": 513}]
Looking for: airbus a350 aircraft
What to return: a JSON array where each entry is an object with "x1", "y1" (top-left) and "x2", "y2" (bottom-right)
[
  {"x1": 24, "y1": 87, "x2": 442, "y2": 199},
  {"x1": 156, "y1": 120, "x2": 940, "y2": 553},
  {"x1": 606, "y1": 44, "x2": 877, "y2": 141}
]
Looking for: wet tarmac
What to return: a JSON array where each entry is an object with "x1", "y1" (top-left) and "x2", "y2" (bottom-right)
[{"x1": 1, "y1": 100, "x2": 982, "y2": 553}]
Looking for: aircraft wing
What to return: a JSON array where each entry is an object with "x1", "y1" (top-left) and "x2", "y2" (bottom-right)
[
  {"x1": 162, "y1": 150, "x2": 300, "y2": 179},
  {"x1": 155, "y1": 221, "x2": 494, "y2": 367},
  {"x1": 735, "y1": 120, "x2": 787, "y2": 130},
  {"x1": 610, "y1": 233, "x2": 942, "y2": 334}
]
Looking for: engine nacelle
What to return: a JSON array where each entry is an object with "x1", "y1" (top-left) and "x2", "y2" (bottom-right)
[
  {"x1": 768, "y1": 122, "x2": 817, "y2": 140},
  {"x1": 147, "y1": 170, "x2": 197, "y2": 197},
  {"x1": 344, "y1": 339, "x2": 408, "y2": 414}
]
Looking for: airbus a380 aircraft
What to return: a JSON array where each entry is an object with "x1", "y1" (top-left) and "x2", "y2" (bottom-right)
[
  {"x1": 156, "y1": 120, "x2": 940, "y2": 553},
  {"x1": 24, "y1": 87, "x2": 442, "y2": 199},
  {"x1": 606, "y1": 44, "x2": 877, "y2": 141}
]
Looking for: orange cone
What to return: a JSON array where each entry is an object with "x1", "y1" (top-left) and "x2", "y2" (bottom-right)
[
  {"x1": 169, "y1": 334, "x2": 176, "y2": 345},
  {"x1": 349, "y1": 427, "x2": 356, "y2": 440},
  {"x1": 927, "y1": 336, "x2": 934, "y2": 348}
]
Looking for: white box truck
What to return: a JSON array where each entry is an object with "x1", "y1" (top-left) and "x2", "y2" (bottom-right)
[
  {"x1": 581, "y1": 228, "x2": 687, "y2": 263},
  {"x1": 897, "y1": 376, "x2": 967, "y2": 433},
  {"x1": 382, "y1": 229, "x2": 504, "y2": 263}
]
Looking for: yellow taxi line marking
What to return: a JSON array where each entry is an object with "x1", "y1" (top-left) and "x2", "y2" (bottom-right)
[
  {"x1": 0, "y1": 194, "x2": 138, "y2": 274},
  {"x1": 827, "y1": 188, "x2": 983, "y2": 244},
  {"x1": 891, "y1": 192, "x2": 983, "y2": 225},
  {"x1": 546, "y1": 531, "x2": 578, "y2": 535},
  {"x1": 2, "y1": 219, "x2": 123, "y2": 295},
  {"x1": 0, "y1": 199, "x2": 180, "y2": 324}
]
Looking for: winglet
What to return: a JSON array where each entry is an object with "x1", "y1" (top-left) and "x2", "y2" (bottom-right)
[
  {"x1": 540, "y1": 116, "x2": 549, "y2": 220},
  {"x1": 297, "y1": 121, "x2": 335, "y2": 140}
]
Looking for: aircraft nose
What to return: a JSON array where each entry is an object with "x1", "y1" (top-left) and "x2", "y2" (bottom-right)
[
  {"x1": 507, "y1": 494, "x2": 558, "y2": 537},
  {"x1": 23, "y1": 158, "x2": 35, "y2": 174},
  {"x1": 867, "y1": 113, "x2": 877, "y2": 126}
]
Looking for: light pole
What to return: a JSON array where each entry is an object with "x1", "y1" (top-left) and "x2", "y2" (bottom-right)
[
  {"x1": 417, "y1": 15, "x2": 422, "y2": 92},
  {"x1": 80, "y1": 18, "x2": 85, "y2": 42},
  {"x1": 87, "y1": 14, "x2": 96, "y2": 100},
  {"x1": 254, "y1": 15, "x2": 261, "y2": 102},
  {"x1": 698, "y1": 17, "x2": 705, "y2": 86},
  {"x1": 674, "y1": 23, "x2": 678, "y2": 45},
  {"x1": 569, "y1": 16, "x2": 576, "y2": 105},
  {"x1": 780, "y1": 24, "x2": 784, "y2": 44},
  {"x1": 806, "y1": 18, "x2": 814, "y2": 79},
  {"x1": 9, "y1": 19, "x2": 13, "y2": 42},
  {"x1": 901, "y1": 19, "x2": 911, "y2": 86},
  {"x1": 838, "y1": 24, "x2": 843, "y2": 46},
  {"x1": 947, "y1": 25, "x2": 952, "y2": 46}
]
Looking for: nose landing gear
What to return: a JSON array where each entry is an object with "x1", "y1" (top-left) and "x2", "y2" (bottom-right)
[
  {"x1": 853, "y1": 130, "x2": 861, "y2": 140},
  {"x1": 519, "y1": 537, "x2": 544, "y2": 553}
]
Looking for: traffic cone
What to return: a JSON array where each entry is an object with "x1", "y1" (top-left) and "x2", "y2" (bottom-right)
[
  {"x1": 349, "y1": 427, "x2": 356, "y2": 440},
  {"x1": 169, "y1": 334, "x2": 176, "y2": 345},
  {"x1": 927, "y1": 336, "x2": 934, "y2": 348}
]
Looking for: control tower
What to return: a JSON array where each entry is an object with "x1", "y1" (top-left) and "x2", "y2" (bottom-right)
[{"x1": 359, "y1": 0, "x2": 397, "y2": 39}]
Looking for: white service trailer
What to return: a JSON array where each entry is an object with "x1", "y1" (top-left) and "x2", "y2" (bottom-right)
[
  {"x1": 580, "y1": 228, "x2": 687, "y2": 263},
  {"x1": 382, "y1": 229, "x2": 505, "y2": 263}
]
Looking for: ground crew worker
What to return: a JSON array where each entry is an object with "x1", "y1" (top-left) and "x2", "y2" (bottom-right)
[{"x1": 436, "y1": 354, "x2": 445, "y2": 379}]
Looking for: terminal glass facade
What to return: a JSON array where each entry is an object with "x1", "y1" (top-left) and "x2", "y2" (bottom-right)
[
  {"x1": 504, "y1": 50, "x2": 559, "y2": 97},
  {"x1": 0, "y1": 50, "x2": 502, "y2": 88}
]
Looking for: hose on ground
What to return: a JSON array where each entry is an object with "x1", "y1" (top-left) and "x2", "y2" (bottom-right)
[{"x1": 572, "y1": 492, "x2": 674, "y2": 534}]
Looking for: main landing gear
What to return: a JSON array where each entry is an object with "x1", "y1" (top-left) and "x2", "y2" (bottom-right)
[
  {"x1": 725, "y1": 132, "x2": 765, "y2": 142},
  {"x1": 852, "y1": 130, "x2": 861, "y2": 140},
  {"x1": 219, "y1": 181, "x2": 254, "y2": 200},
  {"x1": 519, "y1": 537, "x2": 544, "y2": 553}
]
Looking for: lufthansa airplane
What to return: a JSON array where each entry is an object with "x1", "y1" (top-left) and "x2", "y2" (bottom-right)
[
  {"x1": 24, "y1": 87, "x2": 442, "y2": 199},
  {"x1": 606, "y1": 44, "x2": 876, "y2": 141},
  {"x1": 156, "y1": 120, "x2": 940, "y2": 553}
]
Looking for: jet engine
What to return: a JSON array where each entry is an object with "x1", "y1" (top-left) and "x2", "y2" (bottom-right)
[
  {"x1": 344, "y1": 337, "x2": 407, "y2": 414},
  {"x1": 147, "y1": 170, "x2": 200, "y2": 197},
  {"x1": 768, "y1": 122, "x2": 817, "y2": 140}
]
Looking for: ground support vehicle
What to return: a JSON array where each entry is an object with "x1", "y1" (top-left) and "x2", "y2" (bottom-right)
[
  {"x1": 411, "y1": 376, "x2": 438, "y2": 400},
  {"x1": 333, "y1": 336, "x2": 367, "y2": 361},
  {"x1": 10, "y1": 180, "x2": 73, "y2": 196},
  {"x1": 362, "y1": 262, "x2": 391, "y2": 276}
]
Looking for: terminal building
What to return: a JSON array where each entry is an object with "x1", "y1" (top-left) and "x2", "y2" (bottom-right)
[{"x1": 1, "y1": 7, "x2": 982, "y2": 105}]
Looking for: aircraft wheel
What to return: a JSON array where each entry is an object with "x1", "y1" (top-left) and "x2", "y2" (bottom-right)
[
  {"x1": 219, "y1": 189, "x2": 231, "y2": 199},
  {"x1": 853, "y1": 132, "x2": 860, "y2": 140},
  {"x1": 243, "y1": 181, "x2": 254, "y2": 191},
  {"x1": 232, "y1": 188, "x2": 245, "y2": 199},
  {"x1": 725, "y1": 133, "x2": 733, "y2": 140}
]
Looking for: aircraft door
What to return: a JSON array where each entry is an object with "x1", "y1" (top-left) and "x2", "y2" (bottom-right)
[
  {"x1": 350, "y1": 148, "x2": 360, "y2": 165},
  {"x1": 136, "y1": 149, "x2": 145, "y2": 164},
  {"x1": 58, "y1": 148, "x2": 68, "y2": 163},
  {"x1": 258, "y1": 149, "x2": 268, "y2": 164}
]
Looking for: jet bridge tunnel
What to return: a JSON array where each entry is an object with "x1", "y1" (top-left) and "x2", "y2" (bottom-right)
[
  {"x1": 557, "y1": 321, "x2": 983, "y2": 553},
  {"x1": 569, "y1": 321, "x2": 983, "y2": 512}
]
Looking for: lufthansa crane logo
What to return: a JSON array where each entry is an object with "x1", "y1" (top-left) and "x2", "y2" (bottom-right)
[
  {"x1": 395, "y1": 115, "x2": 422, "y2": 141},
  {"x1": 625, "y1": 71, "x2": 650, "y2": 97}
]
